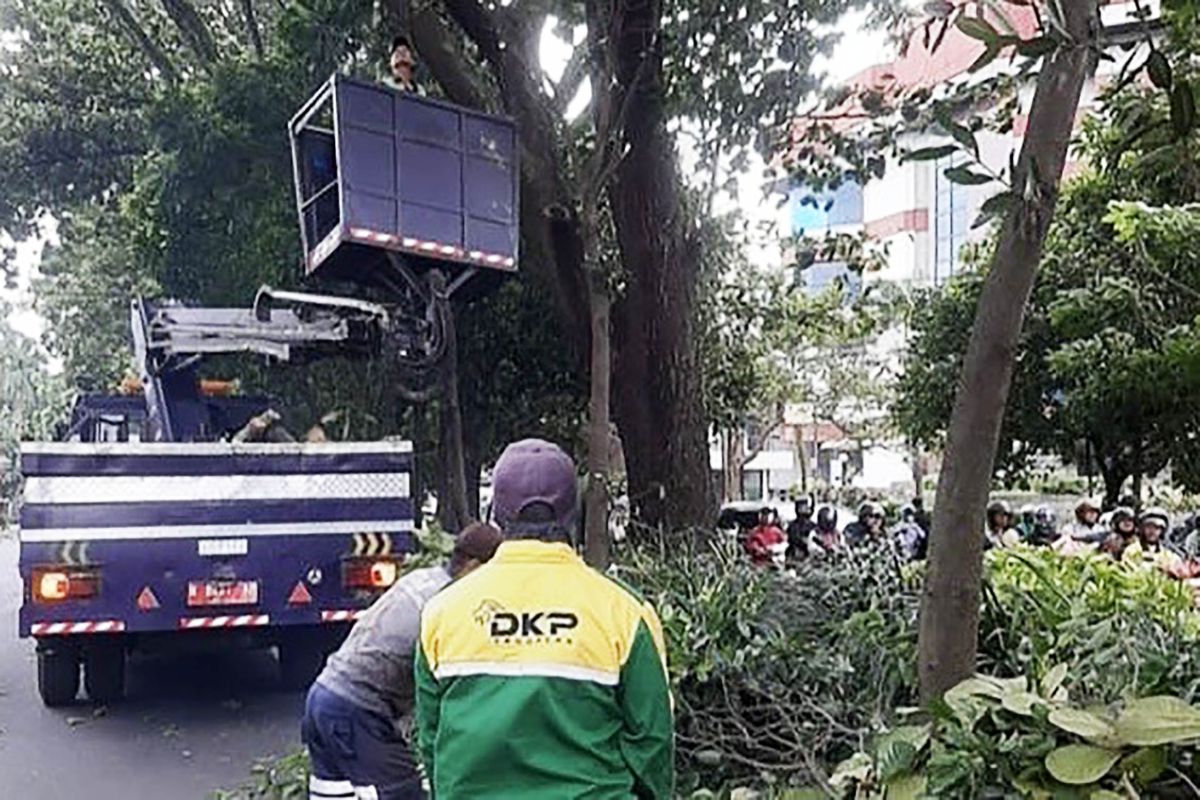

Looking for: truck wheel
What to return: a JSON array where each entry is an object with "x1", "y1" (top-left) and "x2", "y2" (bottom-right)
[
  {"x1": 278, "y1": 633, "x2": 326, "y2": 691},
  {"x1": 37, "y1": 641, "x2": 81, "y2": 707},
  {"x1": 83, "y1": 641, "x2": 126, "y2": 703}
]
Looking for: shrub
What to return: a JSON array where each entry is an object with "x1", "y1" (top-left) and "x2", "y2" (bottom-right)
[
  {"x1": 221, "y1": 537, "x2": 1200, "y2": 797},
  {"x1": 830, "y1": 671, "x2": 1200, "y2": 798},
  {"x1": 617, "y1": 531, "x2": 921, "y2": 793},
  {"x1": 979, "y1": 548, "x2": 1200, "y2": 704}
]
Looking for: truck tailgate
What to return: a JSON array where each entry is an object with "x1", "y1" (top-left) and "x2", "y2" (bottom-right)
[{"x1": 17, "y1": 441, "x2": 414, "y2": 637}]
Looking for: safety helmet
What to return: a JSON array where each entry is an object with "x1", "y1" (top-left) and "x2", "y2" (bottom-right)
[
  {"x1": 1140, "y1": 507, "x2": 1170, "y2": 530},
  {"x1": 1019, "y1": 503, "x2": 1036, "y2": 518},
  {"x1": 1076, "y1": 497, "x2": 1101, "y2": 515},
  {"x1": 816, "y1": 505, "x2": 838, "y2": 531},
  {"x1": 859, "y1": 501, "x2": 884, "y2": 519}
]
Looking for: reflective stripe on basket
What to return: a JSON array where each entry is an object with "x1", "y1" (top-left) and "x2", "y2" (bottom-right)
[
  {"x1": 320, "y1": 609, "x2": 366, "y2": 623},
  {"x1": 347, "y1": 228, "x2": 514, "y2": 269}
]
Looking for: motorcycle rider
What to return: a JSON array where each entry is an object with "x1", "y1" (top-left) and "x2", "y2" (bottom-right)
[
  {"x1": 785, "y1": 497, "x2": 816, "y2": 560},
  {"x1": 1027, "y1": 505, "x2": 1058, "y2": 547},
  {"x1": 745, "y1": 507, "x2": 787, "y2": 568},
  {"x1": 844, "y1": 501, "x2": 886, "y2": 548},
  {"x1": 812, "y1": 505, "x2": 841, "y2": 554},
  {"x1": 984, "y1": 500, "x2": 1021, "y2": 550},
  {"x1": 1015, "y1": 504, "x2": 1037, "y2": 542},
  {"x1": 1054, "y1": 497, "x2": 1104, "y2": 555},
  {"x1": 891, "y1": 505, "x2": 928, "y2": 562}
]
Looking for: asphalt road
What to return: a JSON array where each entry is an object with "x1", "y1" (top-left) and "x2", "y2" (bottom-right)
[{"x1": 0, "y1": 531, "x2": 305, "y2": 799}]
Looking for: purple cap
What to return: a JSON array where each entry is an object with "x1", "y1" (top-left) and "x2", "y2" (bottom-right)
[{"x1": 490, "y1": 439, "x2": 578, "y2": 528}]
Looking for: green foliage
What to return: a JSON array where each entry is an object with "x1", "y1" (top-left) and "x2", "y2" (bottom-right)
[
  {"x1": 210, "y1": 748, "x2": 310, "y2": 799},
  {"x1": 617, "y1": 532, "x2": 921, "y2": 792},
  {"x1": 223, "y1": 538, "x2": 1200, "y2": 797},
  {"x1": 978, "y1": 548, "x2": 1200, "y2": 706},
  {"x1": 829, "y1": 672, "x2": 1200, "y2": 798},
  {"x1": 895, "y1": 85, "x2": 1200, "y2": 499},
  {"x1": 0, "y1": 310, "x2": 73, "y2": 524}
]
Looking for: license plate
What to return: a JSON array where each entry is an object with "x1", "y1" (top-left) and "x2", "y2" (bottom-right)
[{"x1": 187, "y1": 580, "x2": 259, "y2": 607}]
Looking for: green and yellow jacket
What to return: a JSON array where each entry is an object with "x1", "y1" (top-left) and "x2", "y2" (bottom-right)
[{"x1": 415, "y1": 540, "x2": 674, "y2": 799}]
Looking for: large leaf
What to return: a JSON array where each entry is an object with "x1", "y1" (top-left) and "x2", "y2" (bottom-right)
[
  {"x1": 1016, "y1": 36, "x2": 1058, "y2": 59},
  {"x1": 903, "y1": 144, "x2": 959, "y2": 163},
  {"x1": 1147, "y1": 49, "x2": 1173, "y2": 90},
  {"x1": 944, "y1": 166, "x2": 993, "y2": 186},
  {"x1": 1115, "y1": 696, "x2": 1200, "y2": 746},
  {"x1": 1048, "y1": 708, "x2": 1116, "y2": 743},
  {"x1": 974, "y1": 190, "x2": 1016, "y2": 229},
  {"x1": 1045, "y1": 745, "x2": 1121, "y2": 785},
  {"x1": 946, "y1": 676, "x2": 1006, "y2": 702},
  {"x1": 1001, "y1": 689, "x2": 1044, "y2": 716},
  {"x1": 830, "y1": 752, "x2": 874, "y2": 788},
  {"x1": 886, "y1": 773, "x2": 927, "y2": 800},
  {"x1": 956, "y1": 16, "x2": 1000, "y2": 44},
  {"x1": 1171, "y1": 80, "x2": 1196, "y2": 139},
  {"x1": 1120, "y1": 747, "x2": 1168, "y2": 787},
  {"x1": 877, "y1": 740, "x2": 918, "y2": 781},
  {"x1": 1040, "y1": 663, "x2": 1069, "y2": 698}
]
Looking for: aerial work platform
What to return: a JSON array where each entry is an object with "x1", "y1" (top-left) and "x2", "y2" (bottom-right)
[{"x1": 289, "y1": 75, "x2": 520, "y2": 297}]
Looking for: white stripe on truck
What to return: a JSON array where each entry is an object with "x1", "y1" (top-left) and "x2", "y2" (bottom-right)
[
  {"x1": 24, "y1": 471, "x2": 410, "y2": 505},
  {"x1": 20, "y1": 519, "x2": 415, "y2": 543},
  {"x1": 21, "y1": 441, "x2": 413, "y2": 455}
]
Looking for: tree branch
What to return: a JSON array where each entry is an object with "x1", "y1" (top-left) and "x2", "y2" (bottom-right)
[
  {"x1": 160, "y1": 0, "x2": 219, "y2": 65},
  {"x1": 554, "y1": 46, "x2": 588, "y2": 115},
  {"x1": 97, "y1": 0, "x2": 179, "y2": 83},
  {"x1": 240, "y1": 0, "x2": 264, "y2": 58},
  {"x1": 405, "y1": 1, "x2": 495, "y2": 110}
]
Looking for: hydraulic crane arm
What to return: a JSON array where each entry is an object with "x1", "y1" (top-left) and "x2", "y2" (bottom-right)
[{"x1": 130, "y1": 287, "x2": 391, "y2": 442}]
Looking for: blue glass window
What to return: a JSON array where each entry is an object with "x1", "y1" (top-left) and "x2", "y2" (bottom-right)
[{"x1": 934, "y1": 155, "x2": 968, "y2": 284}]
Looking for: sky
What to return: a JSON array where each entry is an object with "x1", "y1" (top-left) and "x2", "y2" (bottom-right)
[{"x1": 0, "y1": 11, "x2": 894, "y2": 347}]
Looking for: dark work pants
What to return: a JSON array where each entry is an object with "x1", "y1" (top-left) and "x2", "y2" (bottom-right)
[{"x1": 301, "y1": 681, "x2": 425, "y2": 800}]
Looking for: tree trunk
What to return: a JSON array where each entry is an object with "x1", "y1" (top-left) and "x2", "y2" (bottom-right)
[
  {"x1": 607, "y1": 0, "x2": 714, "y2": 530},
  {"x1": 240, "y1": 0, "x2": 264, "y2": 58},
  {"x1": 722, "y1": 429, "x2": 745, "y2": 502},
  {"x1": 160, "y1": 0, "x2": 219, "y2": 65},
  {"x1": 918, "y1": 1, "x2": 1100, "y2": 703},
  {"x1": 909, "y1": 442, "x2": 925, "y2": 500},
  {"x1": 433, "y1": 277, "x2": 471, "y2": 535},
  {"x1": 417, "y1": 0, "x2": 713, "y2": 530},
  {"x1": 584, "y1": 271, "x2": 612, "y2": 568},
  {"x1": 1097, "y1": 454, "x2": 1128, "y2": 510},
  {"x1": 98, "y1": 0, "x2": 179, "y2": 83},
  {"x1": 410, "y1": 402, "x2": 429, "y2": 529},
  {"x1": 464, "y1": 433, "x2": 482, "y2": 523}
]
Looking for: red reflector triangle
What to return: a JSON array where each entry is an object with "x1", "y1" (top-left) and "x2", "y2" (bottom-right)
[
  {"x1": 288, "y1": 581, "x2": 312, "y2": 605},
  {"x1": 136, "y1": 586, "x2": 160, "y2": 611}
]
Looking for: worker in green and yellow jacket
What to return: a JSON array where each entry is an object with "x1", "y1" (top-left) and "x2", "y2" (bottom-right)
[{"x1": 415, "y1": 438, "x2": 674, "y2": 798}]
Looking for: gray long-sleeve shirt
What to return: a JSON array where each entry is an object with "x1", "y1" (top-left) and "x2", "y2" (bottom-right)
[{"x1": 316, "y1": 565, "x2": 451, "y2": 722}]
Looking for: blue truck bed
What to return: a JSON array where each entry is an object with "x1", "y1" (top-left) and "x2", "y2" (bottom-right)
[{"x1": 18, "y1": 440, "x2": 415, "y2": 704}]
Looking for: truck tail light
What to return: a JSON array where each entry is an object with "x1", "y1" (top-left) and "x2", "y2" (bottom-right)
[
  {"x1": 343, "y1": 558, "x2": 401, "y2": 589},
  {"x1": 33, "y1": 568, "x2": 99, "y2": 603}
]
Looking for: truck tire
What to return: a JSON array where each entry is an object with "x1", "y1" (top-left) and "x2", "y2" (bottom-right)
[
  {"x1": 83, "y1": 641, "x2": 126, "y2": 703},
  {"x1": 37, "y1": 641, "x2": 81, "y2": 707},
  {"x1": 278, "y1": 633, "x2": 326, "y2": 691}
]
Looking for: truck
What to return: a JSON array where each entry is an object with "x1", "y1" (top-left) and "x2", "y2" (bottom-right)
[{"x1": 16, "y1": 75, "x2": 519, "y2": 706}]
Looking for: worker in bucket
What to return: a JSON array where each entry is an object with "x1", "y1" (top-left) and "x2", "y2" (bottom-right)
[
  {"x1": 386, "y1": 34, "x2": 425, "y2": 95},
  {"x1": 302, "y1": 522, "x2": 503, "y2": 800},
  {"x1": 415, "y1": 439, "x2": 674, "y2": 797}
]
